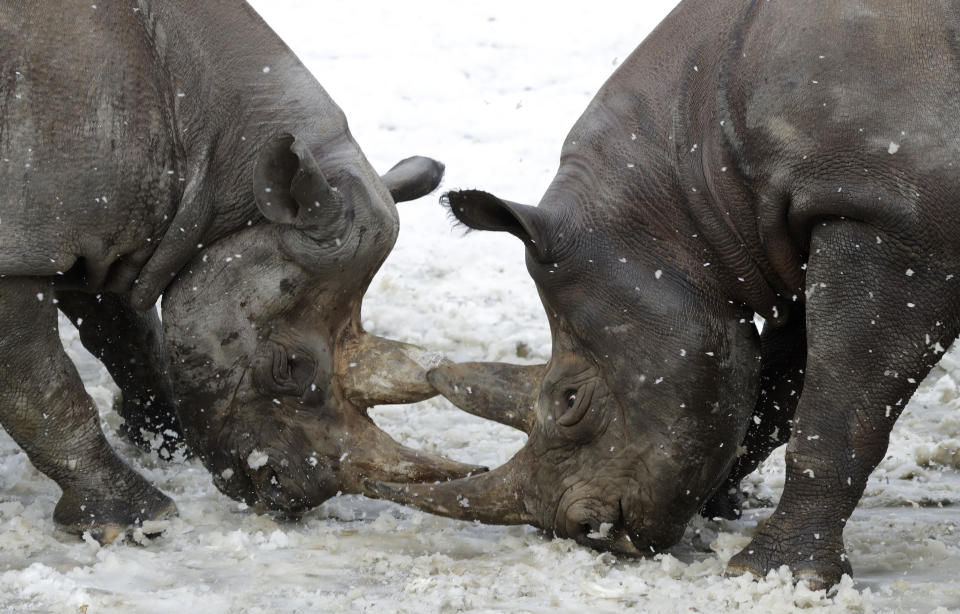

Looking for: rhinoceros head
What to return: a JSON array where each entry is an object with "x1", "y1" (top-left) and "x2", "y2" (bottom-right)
[
  {"x1": 161, "y1": 133, "x2": 482, "y2": 514},
  {"x1": 364, "y1": 188, "x2": 759, "y2": 554}
]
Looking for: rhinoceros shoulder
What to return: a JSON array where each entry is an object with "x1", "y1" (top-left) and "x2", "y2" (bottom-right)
[{"x1": 0, "y1": 4, "x2": 181, "y2": 284}]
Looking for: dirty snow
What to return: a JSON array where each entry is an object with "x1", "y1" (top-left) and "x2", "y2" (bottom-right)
[{"x1": 0, "y1": 1, "x2": 959, "y2": 612}]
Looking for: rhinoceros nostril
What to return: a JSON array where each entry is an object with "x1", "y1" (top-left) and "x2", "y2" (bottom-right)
[
  {"x1": 584, "y1": 522, "x2": 615, "y2": 540},
  {"x1": 299, "y1": 381, "x2": 325, "y2": 407},
  {"x1": 245, "y1": 452, "x2": 329, "y2": 517}
]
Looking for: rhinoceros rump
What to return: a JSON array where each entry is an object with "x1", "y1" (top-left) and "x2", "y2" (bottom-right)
[
  {"x1": 364, "y1": 0, "x2": 960, "y2": 588},
  {"x1": 0, "y1": 1, "x2": 479, "y2": 540}
]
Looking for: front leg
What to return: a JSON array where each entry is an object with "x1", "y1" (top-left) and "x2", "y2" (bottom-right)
[
  {"x1": 727, "y1": 222, "x2": 959, "y2": 587},
  {"x1": 0, "y1": 279, "x2": 176, "y2": 540},
  {"x1": 56, "y1": 290, "x2": 187, "y2": 458},
  {"x1": 702, "y1": 306, "x2": 805, "y2": 519}
]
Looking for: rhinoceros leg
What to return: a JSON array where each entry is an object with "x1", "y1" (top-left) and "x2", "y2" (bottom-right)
[
  {"x1": 55, "y1": 291, "x2": 187, "y2": 459},
  {"x1": 0, "y1": 278, "x2": 176, "y2": 541},
  {"x1": 727, "y1": 223, "x2": 959, "y2": 588},
  {"x1": 702, "y1": 307, "x2": 805, "y2": 519}
]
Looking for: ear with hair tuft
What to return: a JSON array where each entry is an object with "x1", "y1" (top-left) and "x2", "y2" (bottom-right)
[
  {"x1": 381, "y1": 156, "x2": 445, "y2": 203},
  {"x1": 253, "y1": 133, "x2": 343, "y2": 227},
  {"x1": 442, "y1": 189, "x2": 549, "y2": 257}
]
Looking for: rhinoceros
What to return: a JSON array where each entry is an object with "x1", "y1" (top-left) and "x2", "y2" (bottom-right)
[
  {"x1": 364, "y1": 0, "x2": 960, "y2": 588},
  {"x1": 0, "y1": 0, "x2": 482, "y2": 541}
]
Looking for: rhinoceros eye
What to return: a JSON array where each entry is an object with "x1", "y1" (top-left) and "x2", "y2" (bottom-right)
[
  {"x1": 557, "y1": 380, "x2": 597, "y2": 427},
  {"x1": 266, "y1": 347, "x2": 315, "y2": 396},
  {"x1": 289, "y1": 354, "x2": 316, "y2": 390},
  {"x1": 272, "y1": 348, "x2": 293, "y2": 385}
]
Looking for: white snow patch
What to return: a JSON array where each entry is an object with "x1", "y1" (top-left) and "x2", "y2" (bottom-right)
[{"x1": 247, "y1": 449, "x2": 269, "y2": 470}]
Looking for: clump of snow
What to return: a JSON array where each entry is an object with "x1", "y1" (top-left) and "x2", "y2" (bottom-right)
[{"x1": 247, "y1": 449, "x2": 269, "y2": 470}]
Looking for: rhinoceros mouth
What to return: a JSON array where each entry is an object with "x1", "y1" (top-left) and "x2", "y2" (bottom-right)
[{"x1": 558, "y1": 497, "x2": 646, "y2": 556}]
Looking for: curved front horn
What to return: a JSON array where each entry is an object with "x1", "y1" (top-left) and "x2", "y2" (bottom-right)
[
  {"x1": 338, "y1": 415, "x2": 488, "y2": 489},
  {"x1": 339, "y1": 333, "x2": 450, "y2": 406},
  {"x1": 362, "y1": 447, "x2": 535, "y2": 525},
  {"x1": 427, "y1": 362, "x2": 544, "y2": 434}
]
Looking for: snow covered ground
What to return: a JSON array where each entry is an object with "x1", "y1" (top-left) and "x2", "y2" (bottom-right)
[{"x1": 2, "y1": 1, "x2": 960, "y2": 612}]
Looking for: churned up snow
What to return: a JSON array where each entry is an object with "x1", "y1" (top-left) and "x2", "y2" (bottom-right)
[{"x1": 0, "y1": 1, "x2": 959, "y2": 612}]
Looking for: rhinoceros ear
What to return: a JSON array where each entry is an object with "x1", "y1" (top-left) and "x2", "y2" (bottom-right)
[
  {"x1": 442, "y1": 189, "x2": 549, "y2": 258},
  {"x1": 253, "y1": 133, "x2": 343, "y2": 227},
  {"x1": 381, "y1": 156, "x2": 445, "y2": 203}
]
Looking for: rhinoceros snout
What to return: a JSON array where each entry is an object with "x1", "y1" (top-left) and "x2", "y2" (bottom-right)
[
  {"x1": 241, "y1": 450, "x2": 332, "y2": 515},
  {"x1": 203, "y1": 433, "x2": 335, "y2": 515},
  {"x1": 554, "y1": 494, "x2": 646, "y2": 556}
]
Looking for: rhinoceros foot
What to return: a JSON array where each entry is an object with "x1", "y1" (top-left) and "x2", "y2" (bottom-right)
[
  {"x1": 725, "y1": 524, "x2": 851, "y2": 590},
  {"x1": 53, "y1": 482, "x2": 178, "y2": 545}
]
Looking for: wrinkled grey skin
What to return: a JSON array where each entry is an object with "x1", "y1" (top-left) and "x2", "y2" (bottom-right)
[
  {"x1": 365, "y1": 0, "x2": 960, "y2": 587},
  {"x1": 0, "y1": 0, "x2": 480, "y2": 540}
]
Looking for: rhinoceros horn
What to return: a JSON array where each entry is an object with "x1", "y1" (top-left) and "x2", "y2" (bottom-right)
[
  {"x1": 339, "y1": 333, "x2": 450, "y2": 406},
  {"x1": 426, "y1": 362, "x2": 545, "y2": 434},
  {"x1": 363, "y1": 447, "x2": 535, "y2": 525},
  {"x1": 335, "y1": 412, "x2": 487, "y2": 488}
]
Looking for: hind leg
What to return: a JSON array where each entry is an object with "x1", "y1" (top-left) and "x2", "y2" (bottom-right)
[
  {"x1": 727, "y1": 221, "x2": 959, "y2": 587},
  {"x1": 0, "y1": 278, "x2": 176, "y2": 540},
  {"x1": 56, "y1": 290, "x2": 187, "y2": 458}
]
